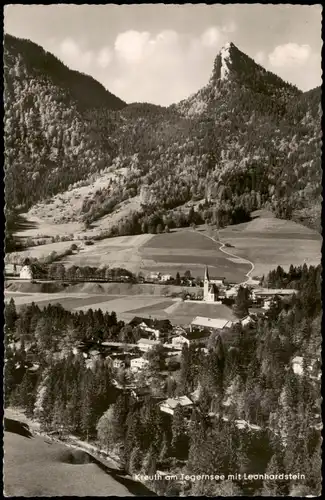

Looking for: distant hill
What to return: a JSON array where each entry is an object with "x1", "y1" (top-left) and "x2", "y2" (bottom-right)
[
  {"x1": 4, "y1": 35, "x2": 322, "y2": 233},
  {"x1": 4, "y1": 34, "x2": 126, "y2": 110}
]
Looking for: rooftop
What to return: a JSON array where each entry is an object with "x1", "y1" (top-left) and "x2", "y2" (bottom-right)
[
  {"x1": 191, "y1": 316, "x2": 232, "y2": 329},
  {"x1": 137, "y1": 338, "x2": 160, "y2": 345},
  {"x1": 163, "y1": 396, "x2": 193, "y2": 409},
  {"x1": 254, "y1": 288, "x2": 298, "y2": 296}
]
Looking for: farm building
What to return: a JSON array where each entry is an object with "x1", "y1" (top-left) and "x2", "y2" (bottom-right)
[
  {"x1": 130, "y1": 357, "x2": 149, "y2": 371},
  {"x1": 251, "y1": 288, "x2": 298, "y2": 300},
  {"x1": 137, "y1": 338, "x2": 160, "y2": 352},
  {"x1": 159, "y1": 396, "x2": 194, "y2": 415},
  {"x1": 19, "y1": 265, "x2": 33, "y2": 280},
  {"x1": 190, "y1": 316, "x2": 233, "y2": 331}
]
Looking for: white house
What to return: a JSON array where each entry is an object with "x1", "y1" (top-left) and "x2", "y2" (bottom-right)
[
  {"x1": 137, "y1": 338, "x2": 160, "y2": 352},
  {"x1": 262, "y1": 299, "x2": 273, "y2": 310},
  {"x1": 159, "y1": 396, "x2": 194, "y2": 415},
  {"x1": 160, "y1": 274, "x2": 172, "y2": 282},
  {"x1": 210, "y1": 277, "x2": 226, "y2": 286},
  {"x1": 291, "y1": 356, "x2": 304, "y2": 376},
  {"x1": 130, "y1": 357, "x2": 149, "y2": 371},
  {"x1": 19, "y1": 265, "x2": 33, "y2": 281},
  {"x1": 140, "y1": 325, "x2": 162, "y2": 340},
  {"x1": 225, "y1": 287, "x2": 238, "y2": 298},
  {"x1": 171, "y1": 335, "x2": 190, "y2": 349},
  {"x1": 240, "y1": 316, "x2": 255, "y2": 327},
  {"x1": 113, "y1": 358, "x2": 125, "y2": 369}
]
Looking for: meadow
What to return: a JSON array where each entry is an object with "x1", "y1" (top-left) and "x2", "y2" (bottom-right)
[
  {"x1": 218, "y1": 210, "x2": 322, "y2": 277},
  {"x1": 8, "y1": 209, "x2": 321, "y2": 289},
  {"x1": 140, "y1": 229, "x2": 250, "y2": 282},
  {"x1": 4, "y1": 409, "x2": 153, "y2": 497},
  {"x1": 4, "y1": 289, "x2": 236, "y2": 326}
]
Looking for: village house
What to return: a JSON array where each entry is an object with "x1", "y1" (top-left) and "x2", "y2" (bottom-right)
[
  {"x1": 186, "y1": 330, "x2": 212, "y2": 345},
  {"x1": 135, "y1": 322, "x2": 162, "y2": 340},
  {"x1": 130, "y1": 357, "x2": 150, "y2": 372},
  {"x1": 137, "y1": 338, "x2": 160, "y2": 352},
  {"x1": 130, "y1": 317, "x2": 171, "y2": 337},
  {"x1": 19, "y1": 265, "x2": 34, "y2": 281},
  {"x1": 129, "y1": 386, "x2": 152, "y2": 400},
  {"x1": 160, "y1": 273, "x2": 172, "y2": 282},
  {"x1": 171, "y1": 334, "x2": 190, "y2": 349},
  {"x1": 262, "y1": 299, "x2": 273, "y2": 310},
  {"x1": 113, "y1": 358, "x2": 126, "y2": 369},
  {"x1": 171, "y1": 330, "x2": 211, "y2": 349},
  {"x1": 149, "y1": 271, "x2": 161, "y2": 281},
  {"x1": 225, "y1": 287, "x2": 238, "y2": 299},
  {"x1": 209, "y1": 277, "x2": 226, "y2": 287},
  {"x1": 159, "y1": 395, "x2": 194, "y2": 415},
  {"x1": 239, "y1": 315, "x2": 256, "y2": 327}
]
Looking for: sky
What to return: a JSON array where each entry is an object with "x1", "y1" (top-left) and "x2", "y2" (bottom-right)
[{"x1": 4, "y1": 4, "x2": 323, "y2": 106}]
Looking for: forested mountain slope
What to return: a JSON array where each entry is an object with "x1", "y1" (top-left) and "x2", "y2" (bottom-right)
[{"x1": 4, "y1": 35, "x2": 322, "y2": 232}]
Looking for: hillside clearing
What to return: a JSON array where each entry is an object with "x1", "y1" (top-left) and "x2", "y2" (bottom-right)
[{"x1": 218, "y1": 211, "x2": 321, "y2": 277}]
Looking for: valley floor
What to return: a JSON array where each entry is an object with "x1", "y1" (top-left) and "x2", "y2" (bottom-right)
[{"x1": 10, "y1": 210, "x2": 321, "y2": 281}]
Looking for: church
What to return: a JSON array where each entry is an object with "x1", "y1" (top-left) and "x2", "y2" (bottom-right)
[{"x1": 203, "y1": 266, "x2": 219, "y2": 302}]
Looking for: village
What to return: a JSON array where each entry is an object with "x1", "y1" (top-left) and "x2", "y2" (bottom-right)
[{"x1": 58, "y1": 265, "x2": 298, "y2": 421}]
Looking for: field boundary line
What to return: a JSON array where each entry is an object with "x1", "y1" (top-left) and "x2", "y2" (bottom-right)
[{"x1": 190, "y1": 230, "x2": 255, "y2": 284}]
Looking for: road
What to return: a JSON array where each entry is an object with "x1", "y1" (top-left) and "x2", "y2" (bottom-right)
[{"x1": 193, "y1": 230, "x2": 255, "y2": 285}]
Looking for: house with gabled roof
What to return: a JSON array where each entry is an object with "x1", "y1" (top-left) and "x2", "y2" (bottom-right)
[
  {"x1": 137, "y1": 338, "x2": 160, "y2": 352},
  {"x1": 159, "y1": 395, "x2": 194, "y2": 415}
]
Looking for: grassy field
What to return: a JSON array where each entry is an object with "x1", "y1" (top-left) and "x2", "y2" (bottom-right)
[
  {"x1": 73, "y1": 295, "x2": 174, "y2": 314},
  {"x1": 140, "y1": 230, "x2": 250, "y2": 282},
  {"x1": 218, "y1": 210, "x2": 321, "y2": 277},
  {"x1": 4, "y1": 287, "x2": 236, "y2": 326},
  {"x1": 4, "y1": 408, "x2": 154, "y2": 497},
  {"x1": 119, "y1": 300, "x2": 236, "y2": 326},
  {"x1": 9, "y1": 210, "x2": 321, "y2": 283},
  {"x1": 4, "y1": 293, "x2": 121, "y2": 311}
]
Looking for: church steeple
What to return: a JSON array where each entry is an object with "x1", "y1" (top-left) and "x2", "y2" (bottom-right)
[{"x1": 204, "y1": 265, "x2": 210, "y2": 282}]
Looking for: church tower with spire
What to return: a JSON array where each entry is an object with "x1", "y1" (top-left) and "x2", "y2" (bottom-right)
[
  {"x1": 203, "y1": 266, "x2": 218, "y2": 302},
  {"x1": 204, "y1": 265, "x2": 210, "y2": 299}
]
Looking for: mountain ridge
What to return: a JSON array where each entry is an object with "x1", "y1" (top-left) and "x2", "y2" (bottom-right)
[{"x1": 4, "y1": 34, "x2": 322, "y2": 239}]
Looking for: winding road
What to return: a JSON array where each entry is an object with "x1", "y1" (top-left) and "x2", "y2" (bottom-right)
[{"x1": 192, "y1": 230, "x2": 255, "y2": 285}]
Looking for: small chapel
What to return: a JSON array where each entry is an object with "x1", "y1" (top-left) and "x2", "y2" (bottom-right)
[{"x1": 203, "y1": 266, "x2": 219, "y2": 302}]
